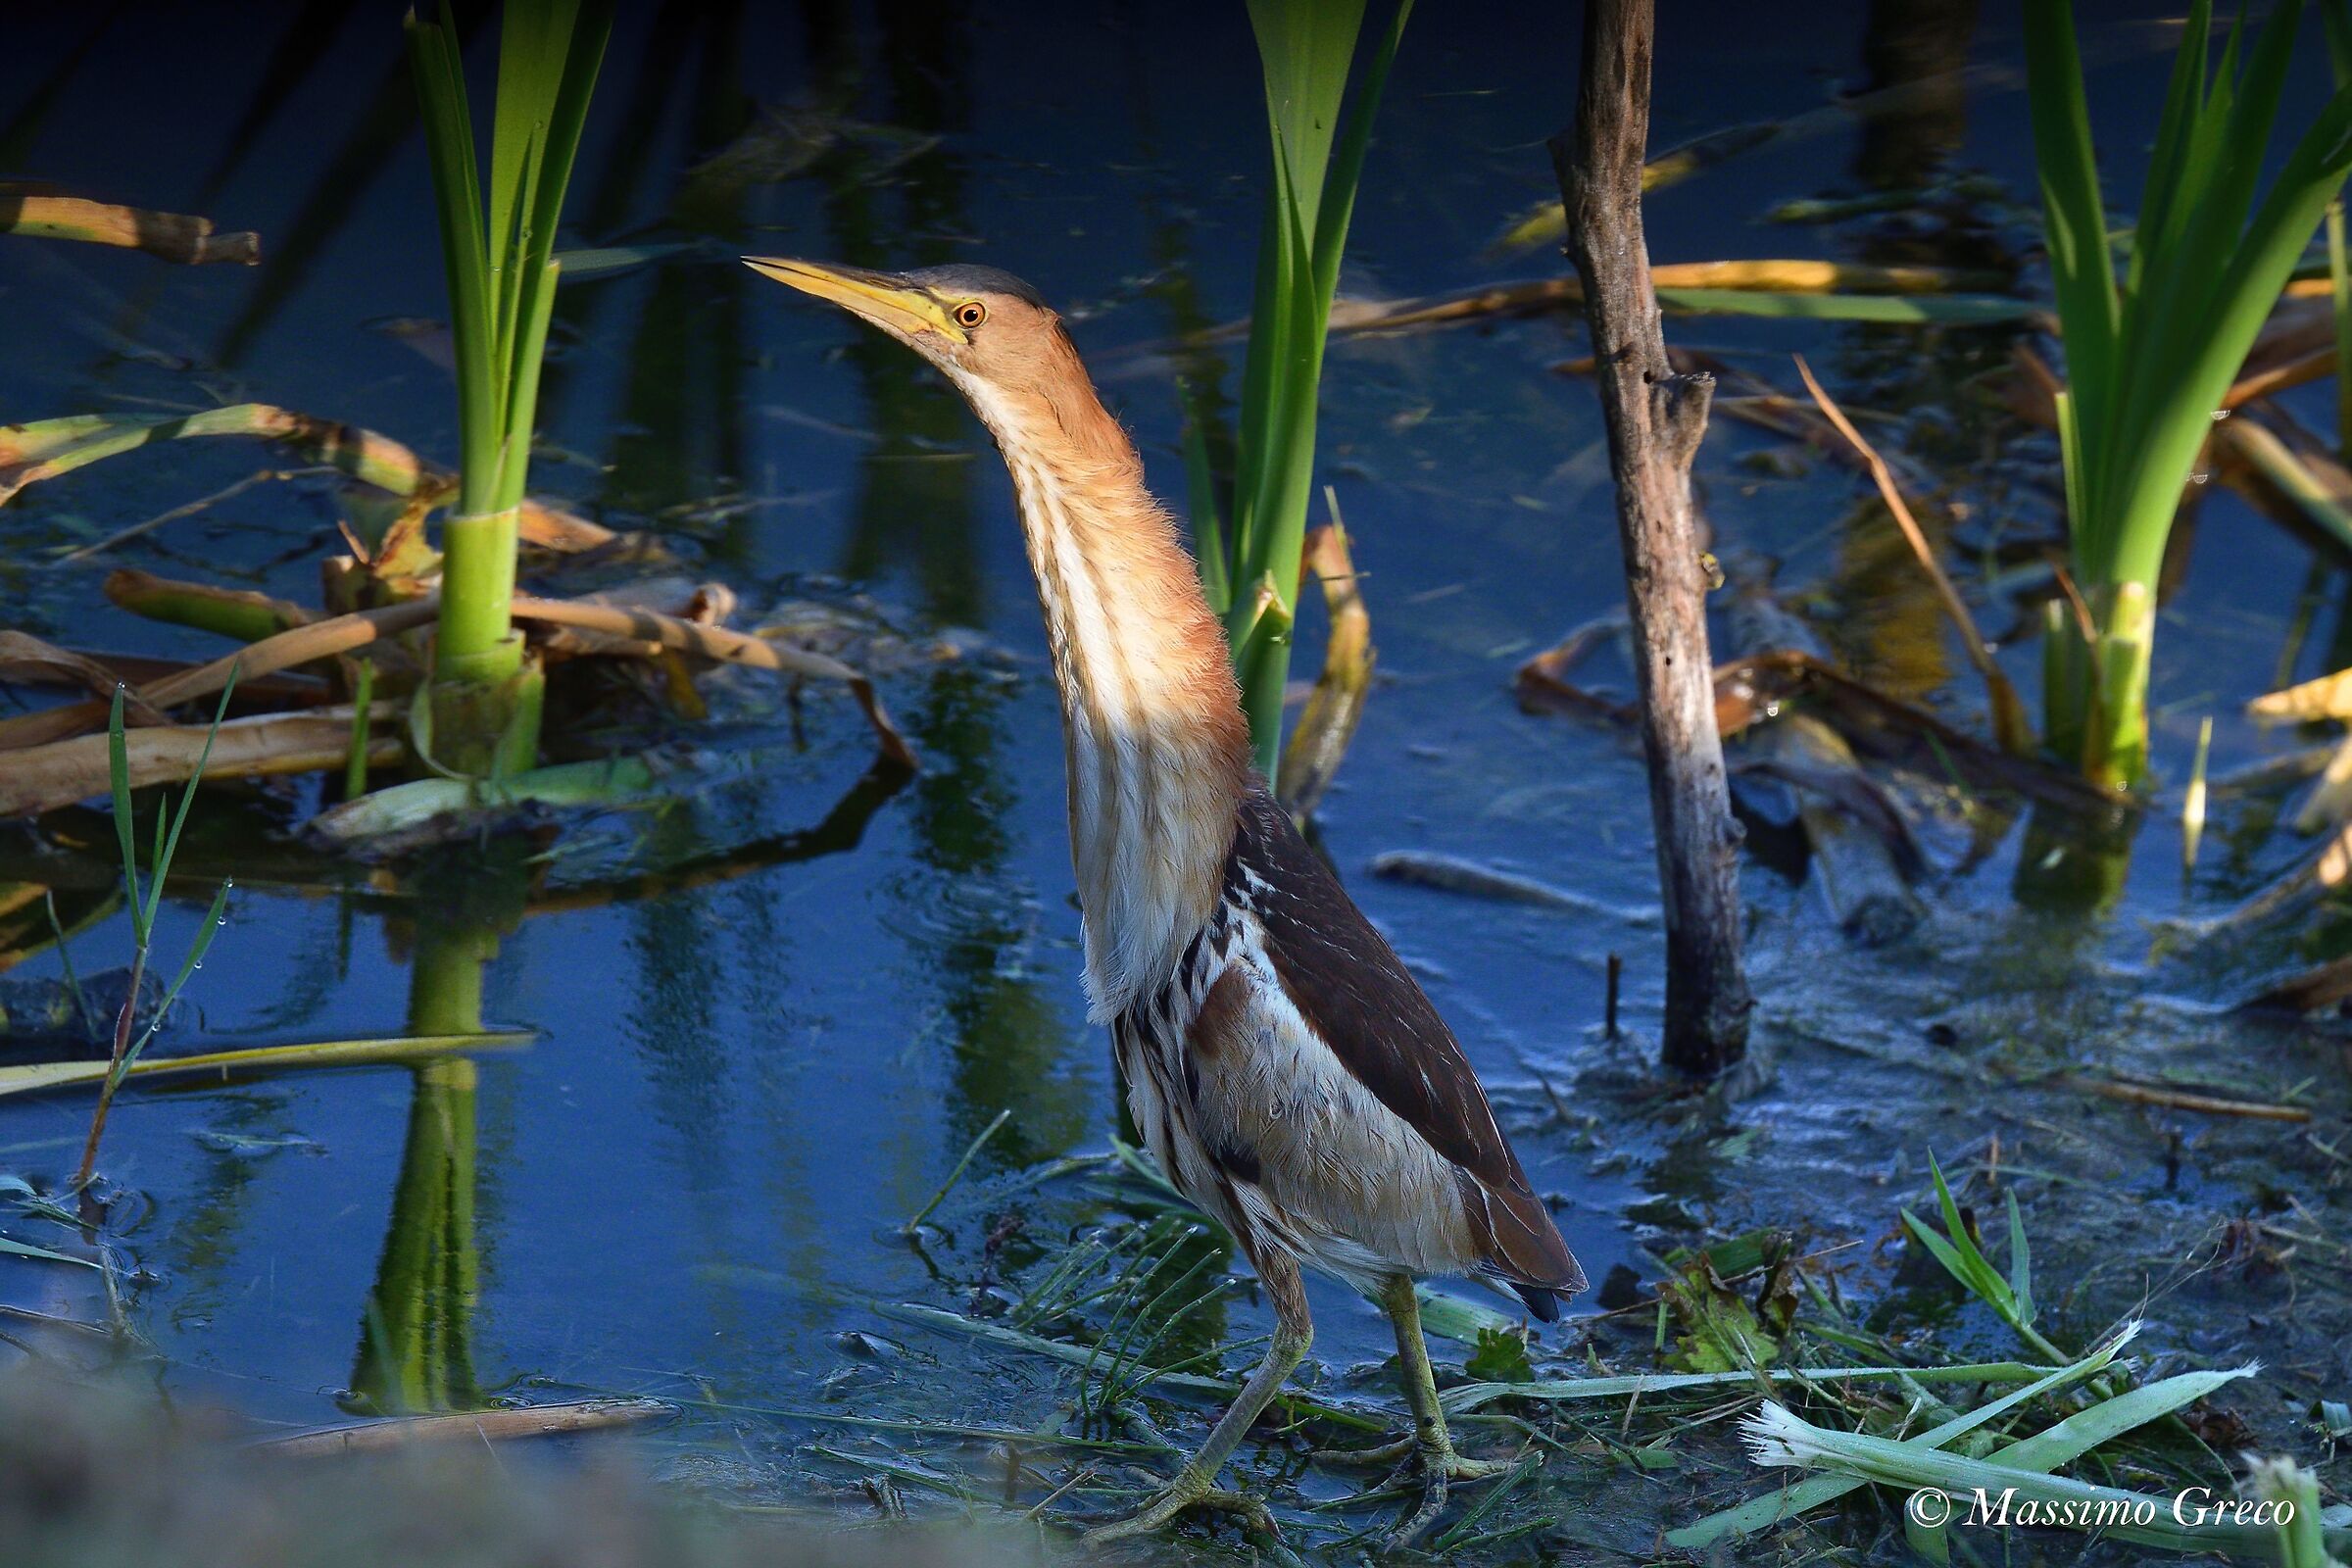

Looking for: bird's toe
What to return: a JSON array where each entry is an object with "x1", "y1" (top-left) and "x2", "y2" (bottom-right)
[
  {"x1": 1311, "y1": 1433, "x2": 1417, "y2": 1470},
  {"x1": 1344, "y1": 1442, "x2": 1515, "y2": 1547},
  {"x1": 1082, "y1": 1482, "x2": 1283, "y2": 1547}
]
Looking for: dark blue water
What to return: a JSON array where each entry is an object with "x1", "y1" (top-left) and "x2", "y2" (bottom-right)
[{"x1": 2, "y1": 2, "x2": 2345, "y2": 1553}]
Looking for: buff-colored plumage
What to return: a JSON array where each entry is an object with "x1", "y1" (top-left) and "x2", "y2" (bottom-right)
[
  {"x1": 749, "y1": 257, "x2": 1585, "y2": 1545},
  {"x1": 937, "y1": 314, "x2": 1249, "y2": 1020}
]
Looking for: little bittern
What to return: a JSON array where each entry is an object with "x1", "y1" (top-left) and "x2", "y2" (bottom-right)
[{"x1": 749, "y1": 257, "x2": 1587, "y2": 1544}]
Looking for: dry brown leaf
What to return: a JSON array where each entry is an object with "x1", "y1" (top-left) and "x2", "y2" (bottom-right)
[
  {"x1": 2250, "y1": 666, "x2": 2352, "y2": 725},
  {"x1": 0, "y1": 706, "x2": 400, "y2": 816},
  {"x1": 1276, "y1": 516, "x2": 1375, "y2": 819},
  {"x1": 509, "y1": 596, "x2": 914, "y2": 768},
  {"x1": 0, "y1": 633, "x2": 166, "y2": 722}
]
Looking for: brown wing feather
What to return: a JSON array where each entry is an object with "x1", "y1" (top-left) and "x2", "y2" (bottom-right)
[{"x1": 1225, "y1": 789, "x2": 1587, "y2": 1303}]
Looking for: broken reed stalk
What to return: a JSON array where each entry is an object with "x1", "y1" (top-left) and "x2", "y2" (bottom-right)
[
  {"x1": 0, "y1": 592, "x2": 911, "y2": 814},
  {"x1": 0, "y1": 194, "x2": 260, "y2": 265},
  {"x1": 508, "y1": 596, "x2": 913, "y2": 766},
  {"x1": 253, "y1": 1397, "x2": 671, "y2": 1458},
  {"x1": 0, "y1": 600, "x2": 440, "y2": 753},
  {"x1": 1793, "y1": 355, "x2": 2033, "y2": 755},
  {"x1": 0, "y1": 706, "x2": 403, "y2": 818},
  {"x1": 1550, "y1": 0, "x2": 1751, "y2": 1074}
]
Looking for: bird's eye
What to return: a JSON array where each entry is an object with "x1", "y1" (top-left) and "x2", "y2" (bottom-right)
[{"x1": 954, "y1": 301, "x2": 987, "y2": 329}]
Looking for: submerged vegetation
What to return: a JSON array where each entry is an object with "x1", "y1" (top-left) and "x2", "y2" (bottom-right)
[{"x1": 1, "y1": 0, "x2": 2350, "y2": 1563}]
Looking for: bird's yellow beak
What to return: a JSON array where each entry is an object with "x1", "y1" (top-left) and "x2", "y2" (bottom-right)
[{"x1": 741, "y1": 256, "x2": 969, "y2": 345}]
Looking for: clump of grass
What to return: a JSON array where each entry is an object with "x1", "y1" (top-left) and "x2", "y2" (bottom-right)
[
  {"x1": 1673, "y1": 1152, "x2": 2345, "y2": 1560},
  {"x1": 1898, "y1": 1151, "x2": 2058, "y2": 1362},
  {"x1": 74, "y1": 676, "x2": 237, "y2": 1188},
  {"x1": 846, "y1": 1142, "x2": 2341, "y2": 1557},
  {"x1": 406, "y1": 0, "x2": 612, "y2": 776},
  {"x1": 2027, "y1": 0, "x2": 2352, "y2": 786},
  {"x1": 1076, "y1": 1218, "x2": 1231, "y2": 1425},
  {"x1": 1196, "y1": 0, "x2": 1412, "y2": 778}
]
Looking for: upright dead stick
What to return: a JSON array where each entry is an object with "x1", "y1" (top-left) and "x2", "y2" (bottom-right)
[{"x1": 1551, "y1": 0, "x2": 1752, "y2": 1073}]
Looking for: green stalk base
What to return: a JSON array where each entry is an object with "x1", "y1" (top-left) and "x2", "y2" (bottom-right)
[
  {"x1": 424, "y1": 639, "x2": 543, "y2": 781},
  {"x1": 2042, "y1": 579, "x2": 2154, "y2": 791},
  {"x1": 434, "y1": 508, "x2": 522, "y2": 677}
]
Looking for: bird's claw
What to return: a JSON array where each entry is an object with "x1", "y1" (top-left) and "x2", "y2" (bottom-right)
[
  {"x1": 1083, "y1": 1479, "x2": 1282, "y2": 1546},
  {"x1": 1317, "y1": 1435, "x2": 1509, "y2": 1485},
  {"x1": 1313, "y1": 1433, "x2": 1417, "y2": 1469},
  {"x1": 1317, "y1": 1438, "x2": 1510, "y2": 1547}
]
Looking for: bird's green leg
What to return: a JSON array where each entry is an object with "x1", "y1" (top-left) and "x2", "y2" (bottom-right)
[
  {"x1": 1085, "y1": 1255, "x2": 1313, "y2": 1545},
  {"x1": 1375, "y1": 1274, "x2": 1510, "y2": 1544}
]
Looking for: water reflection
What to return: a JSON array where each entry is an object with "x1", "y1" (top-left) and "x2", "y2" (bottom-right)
[
  {"x1": 789, "y1": 2, "x2": 1088, "y2": 1172},
  {"x1": 1118, "y1": 0, "x2": 1236, "y2": 496},
  {"x1": 214, "y1": 3, "x2": 489, "y2": 368},
  {"x1": 1854, "y1": 0, "x2": 1978, "y2": 191},
  {"x1": 346, "y1": 858, "x2": 524, "y2": 1415},
  {"x1": 810, "y1": 0, "x2": 990, "y2": 626},
  {"x1": 903, "y1": 668, "x2": 1087, "y2": 1167},
  {"x1": 347, "y1": 1056, "x2": 481, "y2": 1414},
  {"x1": 577, "y1": 0, "x2": 759, "y2": 557}
]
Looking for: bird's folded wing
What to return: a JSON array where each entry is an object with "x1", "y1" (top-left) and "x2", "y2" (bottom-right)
[{"x1": 1210, "y1": 790, "x2": 1586, "y2": 1297}]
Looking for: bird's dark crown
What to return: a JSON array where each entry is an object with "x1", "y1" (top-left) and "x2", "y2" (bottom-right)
[{"x1": 902, "y1": 264, "x2": 1048, "y2": 308}]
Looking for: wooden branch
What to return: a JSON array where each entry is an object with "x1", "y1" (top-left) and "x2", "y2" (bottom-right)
[{"x1": 1550, "y1": 0, "x2": 1752, "y2": 1073}]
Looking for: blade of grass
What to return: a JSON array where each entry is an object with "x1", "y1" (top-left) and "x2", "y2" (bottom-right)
[
  {"x1": 2184, "y1": 713, "x2": 2215, "y2": 869},
  {"x1": 141, "y1": 665, "x2": 238, "y2": 937},
  {"x1": 120, "y1": 880, "x2": 232, "y2": 1078},
  {"x1": 1740, "y1": 1394, "x2": 2332, "y2": 1561},
  {"x1": 0, "y1": 1033, "x2": 528, "y2": 1100},
  {"x1": 902, "y1": 1108, "x2": 1010, "y2": 1237},
  {"x1": 0, "y1": 1236, "x2": 98, "y2": 1268},
  {"x1": 2330, "y1": 198, "x2": 2352, "y2": 457},
  {"x1": 1665, "y1": 1323, "x2": 2135, "y2": 1548},
  {"x1": 1180, "y1": 404, "x2": 1230, "y2": 615},
  {"x1": 107, "y1": 686, "x2": 138, "y2": 944},
  {"x1": 874, "y1": 1299, "x2": 1388, "y2": 1433},
  {"x1": 2004, "y1": 1190, "x2": 2034, "y2": 1320},
  {"x1": 1447, "y1": 1356, "x2": 2068, "y2": 1416},
  {"x1": 1217, "y1": 0, "x2": 1405, "y2": 779},
  {"x1": 345, "y1": 657, "x2": 375, "y2": 798}
]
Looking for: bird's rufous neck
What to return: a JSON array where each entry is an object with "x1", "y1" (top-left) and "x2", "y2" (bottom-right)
[{"x1": 948, "y1": 355, "x2": 1251, "y2": 1021}]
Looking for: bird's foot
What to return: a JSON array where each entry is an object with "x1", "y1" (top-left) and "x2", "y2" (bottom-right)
[
  {"x1": 1313, "y1": 1433, "x2": 1418, "y2": 1469},
  {"x1": 1083, "y1": 1476, "x2": 1282, "y2": 1546},
  {"x1": 1317, "y1": 1434, "x2": 1509, "y2": 1486},
  {"x1": 1317, "y1": 1437, "x2": 1509, "y2": 1546},
  {"x1": 1383, "y1": 1446, "x2": 1504, "y2": 1547}
]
